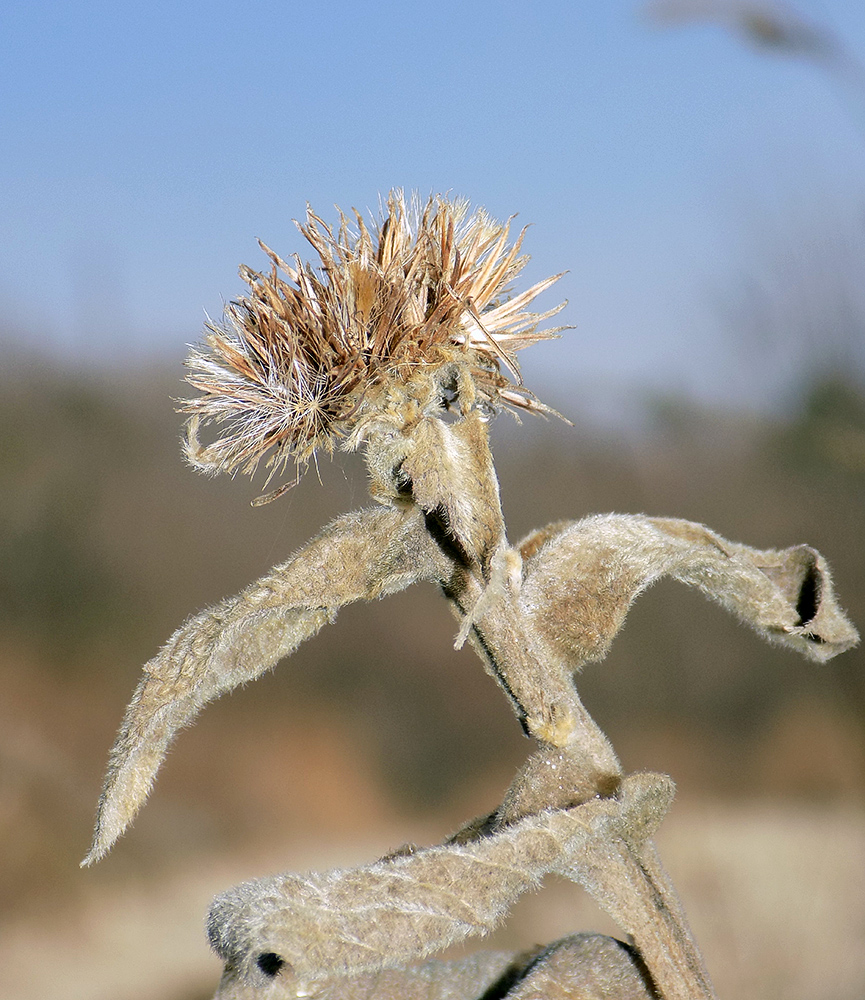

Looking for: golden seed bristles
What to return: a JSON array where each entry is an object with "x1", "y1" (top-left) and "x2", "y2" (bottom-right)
[{"x1": 181, "y1": 191, "x2": 566, "y2": 490}]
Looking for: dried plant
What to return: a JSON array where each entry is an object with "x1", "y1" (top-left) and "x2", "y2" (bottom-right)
[
  {"x1": 181, "y1": 192, "x2": 565, "y2": 503},
  {"x1": 643, "y1": 0, "x2": 837, "y2": 59},
  {"x1": 83, "y1": 192, "x2": 858, "y2": 1000}
]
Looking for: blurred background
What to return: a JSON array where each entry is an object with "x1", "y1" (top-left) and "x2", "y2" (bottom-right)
[{"x1": 1, "y1": 2, "x2": 864, "y2": 998}]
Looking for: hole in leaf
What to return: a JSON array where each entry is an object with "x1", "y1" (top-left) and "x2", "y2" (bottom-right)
[
  {"x1": 392, "y1": 462, "x2": 413, "y2": 498},
  {"x1": 795, "y1": 560, "x2": 821, "y2": 626},
  {"x1": 257, "y1": 952, "x2": 285, "y2": 978}
]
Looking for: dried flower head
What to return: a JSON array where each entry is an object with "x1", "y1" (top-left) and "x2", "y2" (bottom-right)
[{"x1": 181, "y1": 192, "x2": 566, "y2": 497}]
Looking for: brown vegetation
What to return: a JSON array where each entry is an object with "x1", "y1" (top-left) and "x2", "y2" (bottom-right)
[{"x1": 0, "y1": 356, "x2": 862, "y2": 998}]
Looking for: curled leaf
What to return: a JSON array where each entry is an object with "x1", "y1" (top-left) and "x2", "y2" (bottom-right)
[
  {"x1": 213, "y1": 934, "x2": 656, "y2": 1000},
  {"x1": 363, "y1": 410, "x2": 507, "y2": 575},
  {"x1": 518, "y1": 514, "x2": 859, "y2": 670},
  {"x1": 206, "y1": 773, "x2": 673, "y2": 988}
]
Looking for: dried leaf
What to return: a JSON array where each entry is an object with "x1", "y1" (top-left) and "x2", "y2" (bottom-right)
[
  {"x1": 518, "y1": 514, "x2": 859, "y2": 671},
  {"x1": 213, "y1": 934, "x2": 656, "y2": 1000},
  {"x1": 205, "y1": 773, "x2": 672, "y2": 988},
  {"x1": 364, "y1": 410, "x2": 506, "y2": 574},
  {"x1": 550, "y1": 775, "x2": 714, "y2": 1000},
  {"x1": 82, "y1": 506, "x2": 445, "y2": 865}
]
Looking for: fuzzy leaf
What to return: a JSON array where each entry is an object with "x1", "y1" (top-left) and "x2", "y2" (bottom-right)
[
  {"x1": 205, "y1": 773, "x2": 672, "y2": 988},
  {"x1": 82, "y1": 507, "x2": 445, "y2": 865},
  {"x1": 518, "y1": 514, "x2": 859, "y2": 669},
  {"x1": 212, "y1": 934, "x2": 656, "y2": 1000}
]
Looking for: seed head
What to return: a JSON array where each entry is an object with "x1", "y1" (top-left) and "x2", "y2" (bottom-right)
[{"x1": 181, "y1": 191, "x2": 566, "y2": 496}]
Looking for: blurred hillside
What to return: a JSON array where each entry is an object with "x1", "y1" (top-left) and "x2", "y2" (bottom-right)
[{"x1": 0, "y1": 357, "x2": 863, "y2": 999}]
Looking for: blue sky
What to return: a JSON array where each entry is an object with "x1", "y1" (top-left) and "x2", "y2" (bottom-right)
[{"x1": 2, "y1": 1, "x2": 865, "y2": 421}]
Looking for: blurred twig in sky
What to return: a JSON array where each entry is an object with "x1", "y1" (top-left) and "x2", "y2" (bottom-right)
[
  {"x1": 644, "y1": 0, "x2": 865, "y2": 135},
  {"x1": 645, "y1": 0, "x2": 837, "y2": 58}
]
